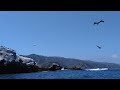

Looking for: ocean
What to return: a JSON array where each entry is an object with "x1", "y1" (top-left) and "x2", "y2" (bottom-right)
[{"x1": 0, "y1": 69, "x2": 120, "y2": 79}]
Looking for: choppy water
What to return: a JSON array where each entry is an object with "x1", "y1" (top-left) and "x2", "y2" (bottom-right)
[{"x1": 0, "y1": 69, "x2": 120, "y2": 79}]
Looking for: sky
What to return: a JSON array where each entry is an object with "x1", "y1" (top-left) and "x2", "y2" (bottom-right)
[{"x1": 0, "y1": 11, "x2": 120, "y2": 64}]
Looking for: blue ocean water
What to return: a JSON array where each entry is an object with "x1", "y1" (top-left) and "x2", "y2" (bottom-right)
[{"x1": 0, "y1": 69, "x2": 120, "y2": 79}]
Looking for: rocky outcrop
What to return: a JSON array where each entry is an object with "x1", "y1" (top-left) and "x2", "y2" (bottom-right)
[
  {"x1": 0, "y1": 46, "x2": 38, "y2": 73},
  {"x1": 48, "y1": 63, "x2": 62, "y2": 71},
  {"x1": 17, "y1": 55, "x2": 37, "y2": 66},
  {"x1": 0, "y1": 46, "x2": 17, "y2": 62}
]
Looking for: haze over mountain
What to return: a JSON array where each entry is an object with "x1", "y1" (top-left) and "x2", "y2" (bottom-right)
[{"x1": 90, "y1": 55, "x2": 120, "y2": 64}]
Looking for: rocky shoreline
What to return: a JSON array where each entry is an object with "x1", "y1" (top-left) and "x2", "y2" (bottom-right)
[
  {"x1": 0, "y1": 46, "x2": 83, "y2": 74},
  {"x1": 0, "y1": 62, "x2": 82, "y2": 74}
]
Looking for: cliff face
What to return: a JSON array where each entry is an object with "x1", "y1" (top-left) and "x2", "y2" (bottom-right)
[
  {"x1": 17, "y1": 55, "x2": 37, "y2": 66},
  {"x1": 0, "y1": 46, "x2": 16, "y2": 62},
  {"x1": 0, "y1": 46, "x2": 38, "y2": 73}
]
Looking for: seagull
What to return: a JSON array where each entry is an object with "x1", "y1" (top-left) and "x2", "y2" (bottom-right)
[
  {"x1": 99, "y1": 20, "x2": 104, "y2": 23},
  {"x1": 96, "y1": 45, "x2": 102, "y2": 49},
  {"x1": 94, "y1": 22, "x2": 100, "y2": 25},
  {"x1": 94, "y1": 20, "x2": 104, "y2": 25}
]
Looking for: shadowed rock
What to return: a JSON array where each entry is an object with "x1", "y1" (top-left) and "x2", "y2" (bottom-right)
[
  {"x1": 0, "y1": 46, "x2": 39, "y2": 74},
  {"x1": 48, "y1": 63, "x2": 62, "y2": 71}
]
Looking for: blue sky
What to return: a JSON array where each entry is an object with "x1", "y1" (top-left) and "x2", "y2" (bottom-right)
[{"x1": 0, "y1": 11, "x2": 120, "y2": 63}]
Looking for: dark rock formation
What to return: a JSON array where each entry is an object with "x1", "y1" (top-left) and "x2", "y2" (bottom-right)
[
  {"x1": 67, "y1": 66, "x2": 83, "y2": 70},
  {"x1": 0, "y1": 46, "x2": 39, "y2": 74},
  {"x1": 48, "y1": 63, "x2": 62, "y2": 71}
]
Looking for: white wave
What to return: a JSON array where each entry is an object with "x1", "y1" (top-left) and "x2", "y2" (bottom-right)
[
  {"x1": 85, "y1": 68, "x2": 108, "y2": 71},
  {"x1": 61, "y1": 67, "x2": 64, "y2": 70}
]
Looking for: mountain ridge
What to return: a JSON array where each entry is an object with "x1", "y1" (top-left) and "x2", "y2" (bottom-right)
[{"x1": 24, "y1": 54, "x2": 120, "y2": 69}]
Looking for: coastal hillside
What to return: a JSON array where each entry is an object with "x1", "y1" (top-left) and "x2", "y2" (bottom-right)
[{"x1": 24, "y1": 54, "x2": 120, "y2": 69}]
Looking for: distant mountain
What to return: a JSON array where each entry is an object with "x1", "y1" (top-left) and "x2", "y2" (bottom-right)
[{"x1": 24, "y1": 54, "x2": 120, "y2": 69}]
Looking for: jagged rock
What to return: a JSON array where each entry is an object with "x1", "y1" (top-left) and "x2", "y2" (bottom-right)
[
  {"x1": 48, "y1": 63, "x2": 62, "y2": 71},
  {"x1": 0, "y1": 46, "x2": 38, "y2": 73},
  {"x1": 0, "y1": 46, "x2": 37, "y2": 65},
  {"x1": 0, "y1": 46, "x2": 16, "y2": 62},
  {"x1": 17, "y1": 55, "x2": 37, "y2": 66}
]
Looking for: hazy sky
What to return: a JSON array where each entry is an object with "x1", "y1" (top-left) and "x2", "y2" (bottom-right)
[{"x1": 0, "y1": 11, "x2": 120, "y2": 63}]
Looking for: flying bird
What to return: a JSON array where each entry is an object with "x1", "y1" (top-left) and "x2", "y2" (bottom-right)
[
  {"x1": 99, "y1": 20, "x2": 104, "y2": 23},
  {"x1": 33, "y1": 44, "x2": 37, "y2": 46},
  {"x1": 96, "y1": 45, "x2": 102, "y2": 49},
  {"x1": 94, "y1": 22, "x2": 100, "y2": 25},
  {"x1": 93, "y1": 20, "x2": 104, "y2": 25}
]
